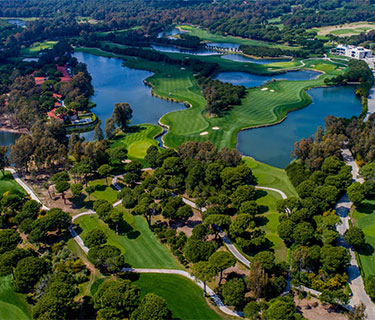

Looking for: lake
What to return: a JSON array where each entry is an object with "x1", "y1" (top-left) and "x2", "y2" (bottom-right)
[
  {"x1": 237, "y1": 86, "x2": 361, "y2": 168},
  {"x1": 221, "y1": 54, "x2": 289, "y2": 64},
  {"x1": 73, "y1": 52, "x2": 185, "y2": 140},
  {"x1": 157, "y1": 28, "x2": 186, "y2": 39},
  {"x1": 215, "y1": 70, "x2": 320, "y2": 87}
]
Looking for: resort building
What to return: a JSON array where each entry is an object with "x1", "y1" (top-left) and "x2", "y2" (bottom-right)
[{"x1": 332, "y1": 44, "x2": 373, "y2": 59}]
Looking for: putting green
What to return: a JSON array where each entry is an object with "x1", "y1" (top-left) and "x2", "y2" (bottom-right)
[
  {"x1": 110, "y1": 124, "x2": 163, "y2": 162},
  {"x1": 128, "y1": 140, "x2": 155, "y2": 159}
]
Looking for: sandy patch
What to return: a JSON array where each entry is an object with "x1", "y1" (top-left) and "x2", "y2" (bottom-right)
[
  {"x1": 270, "y1": 89, "x2": 275, "y2": 92},
  {"x1": 174, "y1": 209, "x2": 203, "y2": 237},
  {"x1": 200, "y1": 131, "x2": 209, "y2": 135},
  {"x1": 261, "y1": 87, "x2": 268, "y2": 91},
  {"x1": 212, "y1": 126, "x2": 220, "y2": 130},
  {"x1": 294, "y1": 295, "x2": 347, "y2": 320}
]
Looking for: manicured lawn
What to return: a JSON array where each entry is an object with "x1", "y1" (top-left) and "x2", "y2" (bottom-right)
[
  {"x1": 87, "y1": 178, "x2": 118, "y2": 204},
  {"x1": 76, "y1": 48, "x2": 344, "y2": 154},
  {"x1": 0, "y1": 276, "x2": 31, "y2": 320},
  {"x1": 110, "y1": 124, "x2": 163, "y2": 159},
  {"x1": 256, "y1": 191, "x2": 288, "y2": 262},
  {"x1": 75, "y1": 212, "x2": 181, "y2": 269},
  {"x1": 353, "y1": 200, "x2": 375, "y2": 277},
  {"x1": 244, "y1": 157, "x2": 298, "y2": 198},
  {"x1": 21, "y1": 41, "x2": 57, "y2": 56},
  {"x1": 177, "y1": 25, "x2": 297, "y2": 50},
  {"x1": 133, "y1": 273, "x2": 223, "y2": 320},
  {"x1": 0, "y1": 171, "x2": 25, "y2": 196}
]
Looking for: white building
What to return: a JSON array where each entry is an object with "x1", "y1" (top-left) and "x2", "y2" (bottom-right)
[{"x1": 333, "y1": 44, "x2": 373, "y2": 59}]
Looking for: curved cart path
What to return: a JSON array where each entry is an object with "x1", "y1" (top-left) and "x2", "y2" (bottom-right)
[
  {"x1": 338, "y1": 149, "x2": 375, "y2": 318},
  {"x1": 5, "y1": 169, "x2": 241, "y2": 318}
]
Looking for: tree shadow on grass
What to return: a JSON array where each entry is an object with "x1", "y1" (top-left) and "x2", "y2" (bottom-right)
[
  {"x1": 127, "y1": 230, "x2": 141, "y2": 240},
  {"x1": 94, "y1": 184, "x2": 107, "y2": 192},
  {"x1": 255, "y1": 189, "x2": 268, "y2": 200},
  {"x1": 357, "y1": 201, "x2": 375, "y2": 214},
  {"x1": 254, "y1": 215, "x2": 269, "y2": 227},
  {"x1": 258, "y1": 205, "x2": 269, "y2": 214},
  {"x1": 358, "y1": 243, "x2": 375, "y2": 256}
]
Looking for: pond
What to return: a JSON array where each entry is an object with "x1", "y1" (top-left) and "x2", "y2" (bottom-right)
[
  {"x1": 157, "y1": 28, "x2": 186, "y2": 39},
  {"x1": 0, "y1": 132, "x2": 20, "y2": 147},
  {"x1": 221, "y1": 54, "x2": 289, "y2": 64},
  {"x1": 237, "y1": 86, "x2": 361, "y2": 168},
  {"x1": 206, "y1": 43, "x2": 240, "y2": 50},
  {"x1": 73, "y1": 52, "x2": 186, "y2": 140},
  {"x1": 214, "y1": 70, "x2": 320, "y2": 88},
  {"x1": 151, "y1": 44, "x2": 221, "y2": 56},
  {"x1": 7, "y1": 19, "x2": 26, "y2": 27}
]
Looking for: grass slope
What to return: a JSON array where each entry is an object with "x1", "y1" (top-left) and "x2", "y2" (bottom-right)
[
  {"x1": 0, "y1": 171, "x2": 25, "y2": 195},
  {"x1": 75, "y1": 213, "x2": 181, "y2": 269},
  {"x1": 133, "y1": 273, "x2": 223, "y2": 320},
  {"x1": 353, "y1": 200, "x2": 375, "y2": 277},
  {"x1": 244, "y1": 157, "x2": 298, "y2": 198},
  {"x1": 0, "y1": 276, "x2": 31, "y2": 320},
  {"x1": 110, "y1": 124, "x2": 163, "y2": 160},
  {"x1": 177, "y1": 25, "x2": 296, "y2": 50}
]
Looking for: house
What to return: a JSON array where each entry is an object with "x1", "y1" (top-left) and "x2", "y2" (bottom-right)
[{"x1": 333, "y1": 44, "x2": 373, "y2": 59}]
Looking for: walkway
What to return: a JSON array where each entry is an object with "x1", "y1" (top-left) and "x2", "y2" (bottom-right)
[
  {"x1": 5, "y1": 168, "x2": 241, "y2": 318},
  {"x1": 338, "y1": 149, "x2": 375, "y2": 318}
]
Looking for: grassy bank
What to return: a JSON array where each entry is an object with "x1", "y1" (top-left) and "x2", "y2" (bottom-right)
[
  {"x1": 74, "y1": 213, "x2": 181, "y2": 269},
  {"x1": 133, "y1": 273, "x2": 223, "y2": 320},
  {"x1": 0, "y1": 276, "x2": 31, "y2": 320}
]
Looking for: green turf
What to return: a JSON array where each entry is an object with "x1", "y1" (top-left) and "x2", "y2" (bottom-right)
[
  {"x1": 353, "y1": 200, "x2": 375, "y2": 277},
  {"x1": 110, "y1": 124, "x2": 163, "y2": 159},
  {"x1": 87, "y1": 178, "x2": 118, "y2": 204},
  {"x1": 133, "y1": 273, "x2": 223, "y2": 320},
  {"x1": 0, "y1": 17, "x2": 38, "y2": 21},
  {"x1": 75, "y1": 213, "x2": 181, "y2": 269},
  {"x1": 244, "y1": 157, "x2": 298, "y2": 198},
  {"x1": 0, "y1": 276, "x2": 31, "y2": 320},
  {"x1": 256, "y1": 190, "x2": 288, "y2": 261},
  {"x1": 75, "y1": 49, "x2": 344, "y2": 155},
  {"x1": 177, "y1": 25, "x2": 296, "y2": 50},
  {"x1": 0, "y1": 171, "x2": 25, "y2": 196},
  {"x1": 330, "y1": 28, "x2": 361, "y2": 35},
  {"x1": 21, "y1": 41, "x2": 57, "y2": 56}
]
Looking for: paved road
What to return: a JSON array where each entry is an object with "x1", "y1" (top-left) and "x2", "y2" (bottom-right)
[
  {"x1": 123, "y1": 268, "x2": 242, "y2": 317},
  {"x1": 338, "y1": 149, "x2": 375, "y2": 318}
]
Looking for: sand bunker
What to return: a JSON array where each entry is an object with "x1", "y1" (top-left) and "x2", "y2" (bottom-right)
[
  {"x1": 212, "y1": 126, "x2": 220, "y2": 130},
  {"x1": 261, "y1": 88, "x2": 268, "y2": 91},
  {"x1": 200, "y1": 131, "x2": 209, "y2": 136},
  {"x1": 270, "y1": 89, "x2": 275, "y2": 92}
]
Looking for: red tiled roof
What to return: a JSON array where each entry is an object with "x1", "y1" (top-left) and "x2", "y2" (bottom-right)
[
  {"x1": 59, "y1": 77, "x2": 71, "y2": 82},
  {"x1": 34, "y1": 77, "x2": 46, "y2": 85},
  {"x1": 53, "y1": 93, "x2": 62, "y2": 99},
  {"x1": 47, "y1": 108, "x2": 63, "y2": 120}
]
